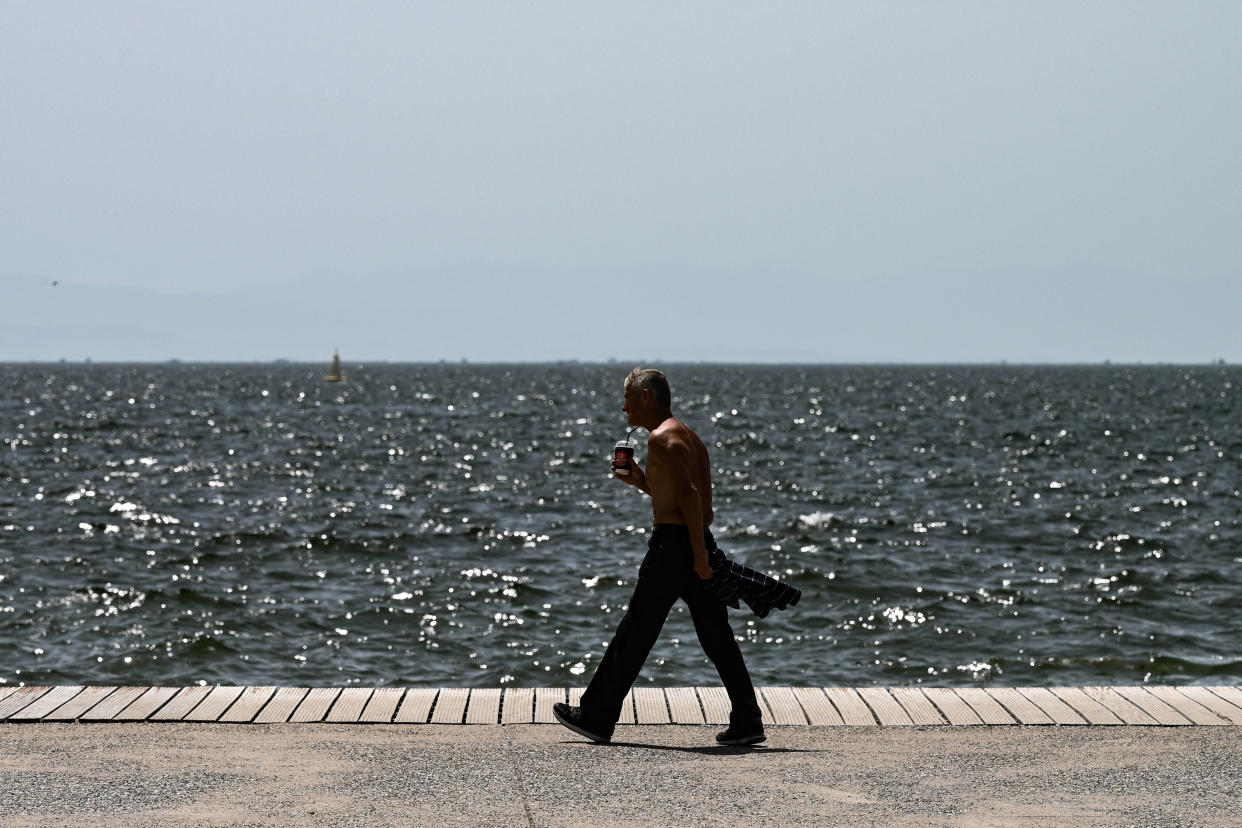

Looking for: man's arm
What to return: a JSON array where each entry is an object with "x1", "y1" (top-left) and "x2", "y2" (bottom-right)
[
  {"x1": 648, "y1": 433, "x2": 713, "y2": 579},
  {"x1": 613, "y1": 455, "x2": 651, "y2": 494}
]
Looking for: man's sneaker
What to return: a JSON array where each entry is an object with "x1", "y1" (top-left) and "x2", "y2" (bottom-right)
[
  {"x1": 716, "y1": 723, "x2": 765, "y2": 746},
  {"x1": 552, "y1": 702, "x2": 613, "y2": 744}
]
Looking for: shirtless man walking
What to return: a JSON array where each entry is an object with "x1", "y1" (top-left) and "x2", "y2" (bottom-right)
[{"x1": 553, "y1": 368, "x2": 764, "y2": 746}]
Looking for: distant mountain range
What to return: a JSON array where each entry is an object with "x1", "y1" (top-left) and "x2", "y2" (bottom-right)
[
  {"x1": 7, "y1": 270, "x2": 1233, "y2": 365},
  {"x1": 3, "y1": 268, "x2": 830, "y2": 363},
  {"x1": 4, "y1": 271, "x2": 526, "y2": 363}
]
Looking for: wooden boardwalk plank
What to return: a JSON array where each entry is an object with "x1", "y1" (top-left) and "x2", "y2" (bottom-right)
[
  {"x1": 218, "y1": 686, "x2": 277, "y2": 723},
  {"x1": 568, "y1": 687, "x2": 584, "y2": 706},
  {"x1": 430, "y1": 687, "x2": 469, "y2": 724},
  {"x1": 359, "y1": 688, "x2": 406, "y2": 723},
  {"x1": 1177, "y1": 686, "x2": 1242, "y2": 725},
  {"x1": 921, "y1": 688, "x2": 982, "y2": 725},
  {"x1": 394, "y1": 688, "x2": 437, "y2": 723},
  {"x1": 43, "y1": 686, "x2": 117, "y2": 721},
  {"x1": 1206, "y1": 686, "x2": 1242, "y2": 714},
  {"x1": 185, "y1": 686, "x2": 246, "y2": 722},
  {"x1": 824, "y1": 688, "x2": 877, "y2": 725},
  {"x1": 762, "y1": 686, "x2": 809, "y2": 725},
  {"x1": 1047, "y1": 687, "x2": 1123, "y2": 725},
  {"x1": 253, "y1": 687, "x2": 310, "y2": 724},
  {"x1": 1144, "y1": 686, "x2": 1228, "y2": 726},
  {"x1": 889, "y1": 688, "x2": 947, "y2": 725},
  {"x1": 666, "y1": 687, "x2": 705, "y2": 724},
  {"x1": 501, "y1": 687, "x2": 533, "y2": 724},
  {"x1": 6, "y1": 684, "x2": 1240, "y2": 727},
  {"x1": 696, "y1": 686, "x2": 731, "y2": 725},
  {"x1": 465, "y1": 688, "x2": 501, "y2": 724},
  {"x1": 792, "y1": 687, "x2": 843, "y2": 725},
  {"x1": 325, "y1": 688, "x2": 373, "y2": 723},
  {"x1": 114, "y1": 686, "x2": 181, "y2": 721},
  {"x1": 618, "y1": 690, "x2": 636, "y2": 725},
  {"x1": 1113, "y1": 686, "x2": 1191, "y2": 725},
  {"x1": 534, "y1": 688, "x2": 565, "y2": 724},
  {"x1": 985, "y1": 688, "x2": 1054, "y2": 725},
  {"x1": 1016, "y1": 687, "x2": 1087, "y2": 725},
  {"x1": 1081, "y1": 687, "x2": 1158, "y2": 725},
  {"x1": 289, "y1": 688, "x2": 342, "y2": 723},
  {"x1": 151, "y1": 686, "x2": 215, "y2": 721},
  {"x1": 11, "y1": 686, "x2": 84, "y2": 720},
  {"x1": 856, "y1": 688, "x2": 914, "y2": 725},
  {"x1": 0, "y1": 687, "x2": 53, "y2": 719},
  {"x1": 953, "y1": 688, "x2": 1018, "y2": 725},
  {"x1": 633, "y1": 687, "x2": 669, "y2": 724},
  {"x1": 80, "y1": 686, "x2": 151, "y2": 721}
]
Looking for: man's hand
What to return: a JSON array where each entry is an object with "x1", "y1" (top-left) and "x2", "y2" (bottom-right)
[
  {"x1": 694, "y1": 558, "x2": 714, "y2": 580},
  {"x1": 612, "y1": 457, "x2": 649, "y2": 492}
]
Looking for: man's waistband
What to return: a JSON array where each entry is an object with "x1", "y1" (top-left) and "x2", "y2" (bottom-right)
[{"x1": 650, "y1": 523, "x2": 716, "y2": 543}]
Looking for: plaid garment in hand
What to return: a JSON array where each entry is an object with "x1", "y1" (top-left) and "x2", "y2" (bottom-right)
[{"x1": 705, "y1": 547, "x2": 801, "y2": 618}]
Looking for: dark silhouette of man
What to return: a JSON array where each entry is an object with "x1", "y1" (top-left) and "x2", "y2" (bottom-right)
[{"x1": 554, "y1": 368, "x2": 764, "y2": 746}]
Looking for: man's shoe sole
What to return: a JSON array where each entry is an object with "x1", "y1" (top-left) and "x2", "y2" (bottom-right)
[
  {"x1": 553, "y1": 707, "x2": 611, "y2": 744},
  {"x1": 716, "y1": 732, "x2": 766, "y2": 746}
]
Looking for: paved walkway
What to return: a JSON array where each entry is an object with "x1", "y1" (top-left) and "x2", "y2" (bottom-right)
[
  {"x1": 5, "y1": 686, "x2": 1242, "y2": 825},
  {"x1": 4, "y1": 722, "x2": 1242, "y2": 826}
]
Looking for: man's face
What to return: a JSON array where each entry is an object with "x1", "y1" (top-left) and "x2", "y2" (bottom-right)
[{"x1": 622, "y1": 384, "x2": 643, "y2": 426}]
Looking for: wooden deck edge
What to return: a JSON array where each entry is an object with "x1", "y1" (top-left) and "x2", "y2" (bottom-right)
[{"x1": 2, "y1": 686, "x2": 1240, "y2": 726}]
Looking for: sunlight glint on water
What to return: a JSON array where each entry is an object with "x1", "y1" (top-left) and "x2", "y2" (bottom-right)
[{"x1": 2, "y1": 363, "x2": 1240, "y2": 688}]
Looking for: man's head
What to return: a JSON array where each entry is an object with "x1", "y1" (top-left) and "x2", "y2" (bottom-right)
[{"x1": 623, "y1": 367, "x2": 672, "y2": 427}]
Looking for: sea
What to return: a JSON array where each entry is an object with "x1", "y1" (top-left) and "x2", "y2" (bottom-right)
[{"x1": 2, "y1": 362, "x2": 1240, "y2": 689}]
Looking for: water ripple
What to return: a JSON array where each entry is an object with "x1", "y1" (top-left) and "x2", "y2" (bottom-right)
[{"x1": 2, "y1": 363, "x2": 1240, "y2": 687}]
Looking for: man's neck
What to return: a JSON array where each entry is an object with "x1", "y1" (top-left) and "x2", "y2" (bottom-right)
[{"x1": 642, "y1": 409, "x2": 675, "y2": 431}]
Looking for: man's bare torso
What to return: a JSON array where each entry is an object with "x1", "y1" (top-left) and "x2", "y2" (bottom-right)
[{"x1": 646, "y1": 416, "x2": 714, "y2": 527}]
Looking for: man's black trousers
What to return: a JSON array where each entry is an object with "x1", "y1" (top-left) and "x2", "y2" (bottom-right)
[{"x1": 579, "y1": 524, "x2": 763, "y2": 728}]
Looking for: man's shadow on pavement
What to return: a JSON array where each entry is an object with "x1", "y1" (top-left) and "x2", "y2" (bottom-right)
[{"x1": 567, "y1": 739, "x2": 826, "y2": 755}]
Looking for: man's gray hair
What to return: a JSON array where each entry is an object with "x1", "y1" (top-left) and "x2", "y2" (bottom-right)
[{"x1": 625, "y1": 367, "x2": 672, "y2": 408}]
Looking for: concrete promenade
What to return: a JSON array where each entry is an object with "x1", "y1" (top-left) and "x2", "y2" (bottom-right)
[{"x1": 3, "y1": 686, "x2": 1242, "y2": 826}]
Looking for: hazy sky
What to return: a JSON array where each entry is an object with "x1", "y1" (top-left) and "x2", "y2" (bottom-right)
[{"x1": 3, "y1": 2, "x2": 1240, "y2": 363}]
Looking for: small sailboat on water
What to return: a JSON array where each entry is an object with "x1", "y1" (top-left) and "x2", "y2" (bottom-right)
[{"x1": 325, "y1": 349, "x2": 345, "y2": 382}]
